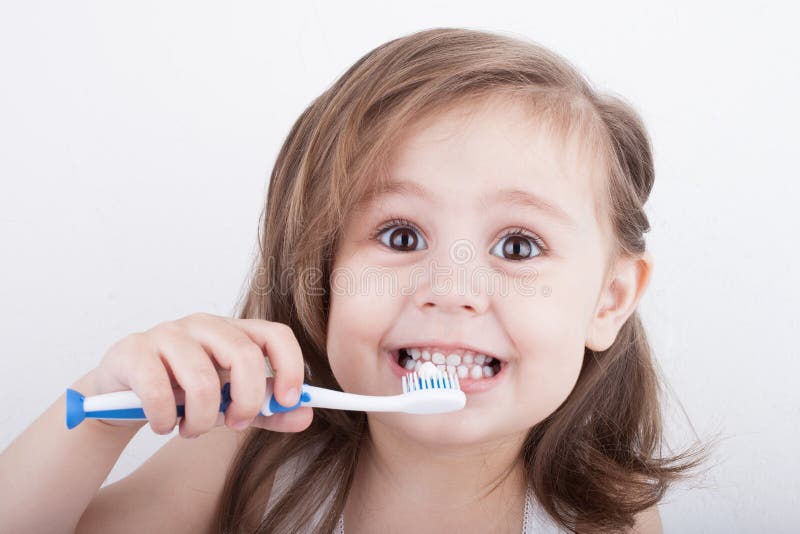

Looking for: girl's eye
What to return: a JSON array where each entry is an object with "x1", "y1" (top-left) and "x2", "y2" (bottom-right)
[
  {"x1": 373, "y1": 219, "x2": 547, "y2": 260},
  {"x1": 490, "y1": 230, "x2": 547, "y2": 261},
  {"x1": 374, "y1": 219, "x2": 427, "y2": 252}
]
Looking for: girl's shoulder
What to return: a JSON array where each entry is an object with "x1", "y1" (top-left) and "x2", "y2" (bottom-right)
[{"x1": 523, "y1": 488, "x2": 571, "y2": 534}]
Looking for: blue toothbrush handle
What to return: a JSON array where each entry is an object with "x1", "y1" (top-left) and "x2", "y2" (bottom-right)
[
  {"x1": 65, "y1": 382, "x2": 233, "y2": 429},
  {"x1": 66, "y1": 381, "x2": 310, "y2": 429}
]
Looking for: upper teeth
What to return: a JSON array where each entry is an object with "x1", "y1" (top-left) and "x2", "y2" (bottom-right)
[{"x1": 402, "y1": 347, "x2": 497, "y2": 367}]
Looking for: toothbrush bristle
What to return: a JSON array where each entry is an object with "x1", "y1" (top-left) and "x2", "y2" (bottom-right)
[{"x1": 402, "y1": 370, "x2": 461, "y2": 392}]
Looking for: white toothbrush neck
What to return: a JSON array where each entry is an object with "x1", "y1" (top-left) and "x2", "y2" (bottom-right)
[{"x1": 300, "y1": 385, "x2": 404, "y2": 412}]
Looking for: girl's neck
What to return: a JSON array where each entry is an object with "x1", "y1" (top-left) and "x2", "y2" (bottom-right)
[{"x1": 343, "y1": 419, "x2": 528, "y2": 532}]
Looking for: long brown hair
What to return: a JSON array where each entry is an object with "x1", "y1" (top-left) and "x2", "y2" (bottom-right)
[{"x1": 215, "y1": 28, "x2": 713, "y2": 533}]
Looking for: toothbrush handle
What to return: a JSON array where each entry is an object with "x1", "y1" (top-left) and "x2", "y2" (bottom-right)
[
  {"x1": 66, "y1": 383, "x2": 234, "y2": 429},
  {"x1": 258, "y1": 378, "x2": 312, "y2": 415},
  {"x1": 67, "y1": 379, "x2": 309, "y2": 429},
  {"x1": 66, "y1": 379, "x2": 458, "y2": 428}
]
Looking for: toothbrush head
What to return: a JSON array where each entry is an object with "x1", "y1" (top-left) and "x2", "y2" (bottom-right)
[{"x1": 400, "y1": 368, "x2": 466, "y2": 414}]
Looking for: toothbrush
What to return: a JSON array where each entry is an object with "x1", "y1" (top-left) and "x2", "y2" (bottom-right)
[{"x1": 65, "y1": 364, "x2": 466, "y2": 429}]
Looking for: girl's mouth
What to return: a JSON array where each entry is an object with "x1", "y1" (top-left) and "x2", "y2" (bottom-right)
[{"x1": 385, "y1": 346, "x2": 507, "y2": 394}]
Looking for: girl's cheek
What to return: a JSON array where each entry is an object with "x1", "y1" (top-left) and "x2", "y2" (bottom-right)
[
  {"x1": 502, "y1": 279, "x2": 586, "y2": 379},
  {"x1": 327, "y1": 282, "x2": 396, "y2": 389}
]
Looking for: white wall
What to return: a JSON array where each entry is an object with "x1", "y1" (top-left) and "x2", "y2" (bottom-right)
[{"x1": 1, "y1": 1, "x2": 798, "y2": 532}]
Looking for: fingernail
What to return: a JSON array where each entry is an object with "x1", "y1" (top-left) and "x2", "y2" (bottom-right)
[
  {"x1": 232, "y1": 419, "x2": 249, "y2": 430},
  {"x1": 286, "y1": 387, "x2": 299, "y2": 405}
]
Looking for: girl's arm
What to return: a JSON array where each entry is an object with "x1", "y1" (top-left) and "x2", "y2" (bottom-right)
[
  {"x1": 0, "y1": 369, "x2": 266, "y2": 534},
  {"x1": 1, "y1": 314, "x2": 310, "y2": 532},
  {"x1": 75, "y1": 420, "x2": 253, "y2": 534},
  {"x1": 0, "y1": 369, "x2": 143, "y2": 533}
]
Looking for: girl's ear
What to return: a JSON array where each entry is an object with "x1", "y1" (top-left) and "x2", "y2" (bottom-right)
[{"x1": 586, "y1": 250, "x2": 654, "y2": 352}]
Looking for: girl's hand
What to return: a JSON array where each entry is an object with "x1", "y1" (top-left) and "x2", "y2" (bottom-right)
[{"x1": 89, "y1": 313, "x2": 312, "y2": 438}]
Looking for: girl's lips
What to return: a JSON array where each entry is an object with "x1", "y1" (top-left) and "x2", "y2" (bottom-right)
[{"x1": 384, "y1": 349, "x2": 506, "y2": 394}]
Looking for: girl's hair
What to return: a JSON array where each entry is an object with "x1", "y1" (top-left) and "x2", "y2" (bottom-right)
[{"x1": 215, "y1": 27, "x2": 712, "y2": 533}]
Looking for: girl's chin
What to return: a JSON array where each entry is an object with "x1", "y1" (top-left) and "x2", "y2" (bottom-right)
[{"x1": 369, "y1": 406, "x2": 509, "y2": 447}]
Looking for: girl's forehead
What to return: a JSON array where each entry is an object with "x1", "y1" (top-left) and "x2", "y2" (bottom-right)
[{"x1": 365, "y1": 98, "x2": 607, "y2": 228}]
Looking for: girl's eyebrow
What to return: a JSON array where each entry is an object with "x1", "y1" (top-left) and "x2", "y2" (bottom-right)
[
  {"x1": 369, "y1": 179, "x2": 576, "y2": 228},
  {"x1": 483, "y1": 188, "x2": 576, "y2": 228},
  {"x1": 355, "y1": 179, "x2": 434, "y2": 211},
  {"x1": 370, "y1": 179, "x2": 432, "y2": 202}
]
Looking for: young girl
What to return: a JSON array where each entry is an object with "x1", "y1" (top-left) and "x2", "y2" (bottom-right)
[{"x1": 0, "y1": 28, "x2": 708, "y2": 533}]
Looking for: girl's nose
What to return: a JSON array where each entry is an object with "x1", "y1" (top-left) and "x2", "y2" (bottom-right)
[
  {"x1": 412, "y1": 241, "x2": 490, "y2": 315},
  {"x1": 418, "y1": 292, "x2": 487, "y2": 315}
]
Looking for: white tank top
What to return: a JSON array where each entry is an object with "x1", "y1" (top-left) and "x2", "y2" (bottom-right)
[{"x1": 266, "y1": 445, "x2": 567, "y2": 533}]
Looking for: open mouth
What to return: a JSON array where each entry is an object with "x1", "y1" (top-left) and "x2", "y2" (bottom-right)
[{"x1": 390, "y1": 346, "x2": 504, "y2": 381}]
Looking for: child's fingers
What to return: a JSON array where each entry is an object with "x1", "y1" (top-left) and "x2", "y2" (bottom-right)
[
  {"x1": 250, "y1": 407, "x2": 313, "y2": 433},
  {"x1": 99, "y1": 313, "x2": 309, "y2": 438},
  {"x1": 175, "y1": 313, "x2": 268, "y2": 429},
  {"x1": 147, "y1": 324, "x2": 224, "y2": 438},
  {"x1": 120, "y1": 335, "x2": 179, "y2": 435},
  {"x1": 209, "y1": 408, "x2": 312, "y2": 434},
  {"x1": 225, "y1": 318, "x2": 306, "y2": 408}
]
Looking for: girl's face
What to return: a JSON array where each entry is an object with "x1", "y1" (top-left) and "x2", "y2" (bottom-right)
[{"x1": 327, "y1": 95, "x2": 613, "y2": 446}]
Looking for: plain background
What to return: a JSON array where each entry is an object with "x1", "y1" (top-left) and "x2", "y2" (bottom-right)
[{"x1": 1, "y1": 1, "x2": 798, "y2": 532}]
